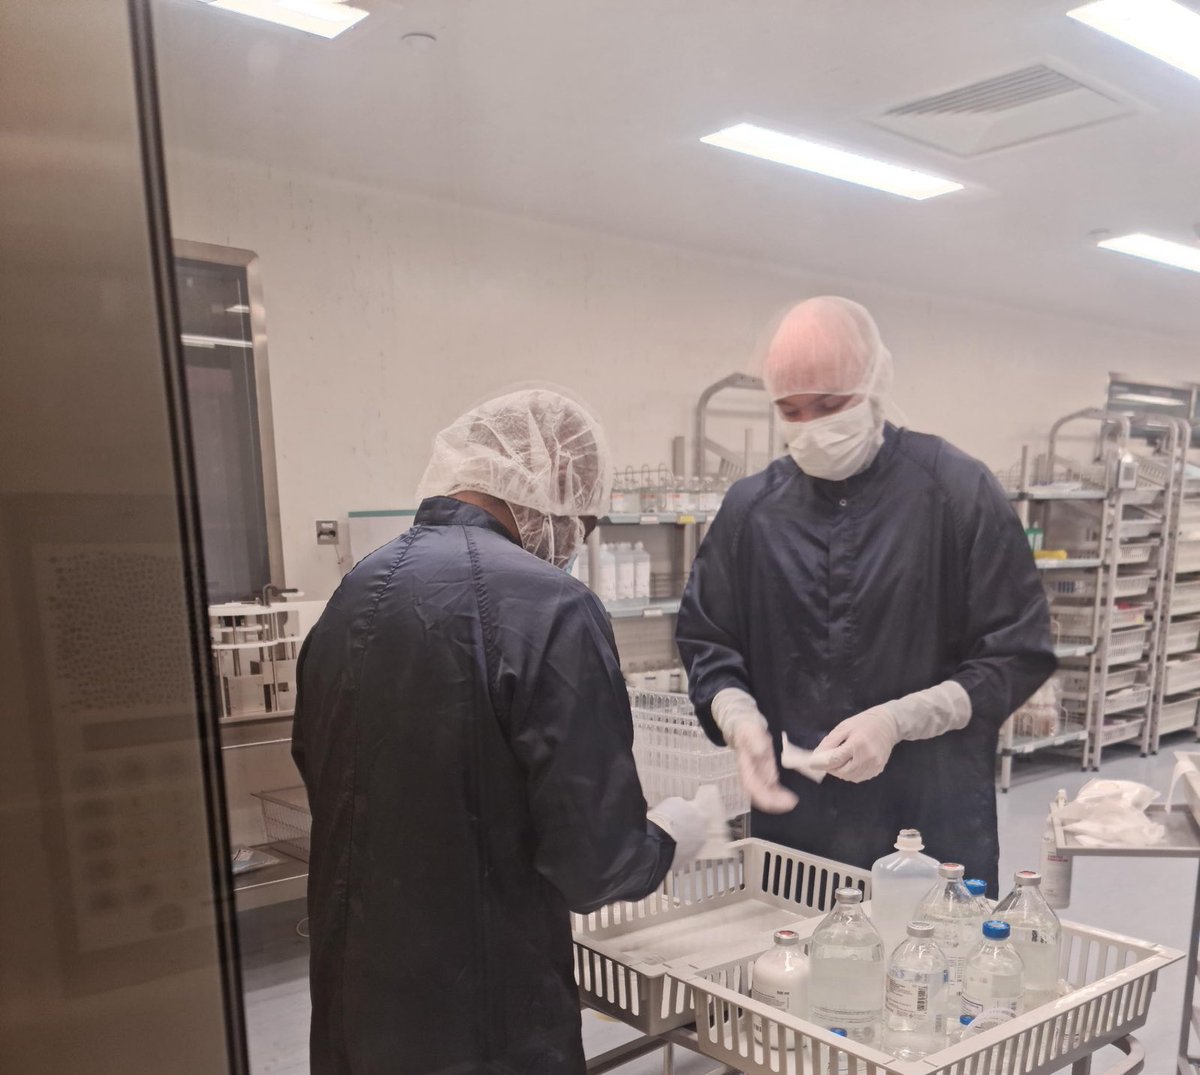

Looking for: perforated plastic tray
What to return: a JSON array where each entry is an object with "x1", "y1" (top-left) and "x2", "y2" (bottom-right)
[
  {"x1": 685, "y1": 916, "x2": 1180, "y2": 1075},
  {"x1": 572, "y1": 839, "x2": 869, "y2": 1035}
]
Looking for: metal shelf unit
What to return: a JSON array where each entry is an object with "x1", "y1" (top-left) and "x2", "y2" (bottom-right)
[{"x1": 1139, "y1": 422, "x2": 1200, "y2": 753}]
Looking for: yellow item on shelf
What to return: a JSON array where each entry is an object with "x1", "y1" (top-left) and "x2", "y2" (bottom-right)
[{"x1": 1034, "y1": 549, "x2": 1069, "y2": 560}]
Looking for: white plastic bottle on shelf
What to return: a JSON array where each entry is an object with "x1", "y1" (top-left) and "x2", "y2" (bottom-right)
[
  {"x1": 808, "y1": 888, "x2": 885, "y2": 1046},
  {"x1": 915, "y1": 863, "x2": 982, "y2": 1015},
  {"x1": 614, "y1": 542, "x2": 635, "y2": 604},
  {"x1": 596, "y1": 543, "x2": 617, "y2": 603},
  {"x1": 961, "y1": 920, "x2": 1024, "y2": 1023},
  {"x1": 751, "y1": 929, "x2": 809, "y2": 1049},
  {"x1": 993, "y1": 871, "x2": 1061, "y2": 1010},
  {"x1": 610, "y1": 474, "x2": 628, "y2": 516},
  {"x1": 883, "y1": 921, "x2": 948, "y2": 1060},
  {"x1": 1039, "y1": 789, "x2": 1072, "y2": 910},
  {"x1": 870, "y1": 829, "x2": 941, "y2": 957},
  {"x1": 633, "y1": 541, "x2": 651, "y2": 604}
]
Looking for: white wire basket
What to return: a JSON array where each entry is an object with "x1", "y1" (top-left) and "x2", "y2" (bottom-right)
[
  {"x1": 1168, "y1": 579, "x2": 1200, "y2": 617},
  {"x1": 1058, "y1": 665, "x2": 1140, "y2": 699},
  {"x1": 572, "y1": 839, "x2": 869, "y2": 1036},
  {"x1": 629, "y1": 689, "x2": 747, "y2": 819},
  {"x1": 1159, "y1": 694, "x2": 1200, "y2": 735},
  {"x1": 1097, "y1": 715, "x2": 1147, "y2": 747},
  {"x1": 1105, "y1": 627, "x2": 1149, "y2": 666},
  {"x1": 1064, "y1": 684, "x2": 1149, "y2": 719},
  {"x1": 1165, "y1": 617, "x2": 1200, "y2": 655},
  {"x1": 1118, "y1": 542, "x2": 1157, "y2": 565},
  {"x1": 1046, "y1": 572, "x2": 1153, "y2": 600},
  {"x1": 686, "y1": 916, "x2": 1179, "y2": 1075},
  {"x1": 1031, "y1": 453, "x2": 1108, "y2": 491},
  {"x1": 1175, "y1": 540, "x2": 1200, "y2": 574},
  {"x1": 1118, "y1": 507, "x2": 1161, "y2": 540},
  {"x1": 1165, "y1": 656, "x2": 1200, "y2": 697}
]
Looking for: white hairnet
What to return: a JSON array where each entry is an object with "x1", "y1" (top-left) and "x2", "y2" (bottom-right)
[
  {"x1": 416, "y1": 387, "x2": 612, "y2": 568},
  {"x1": 760, "y1": 296, "x2": 893, "y2": 403}
]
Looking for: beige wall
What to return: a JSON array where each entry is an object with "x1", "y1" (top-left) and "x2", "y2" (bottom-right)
[{"x1": 166, "y1": 155, "x2": 1197, "y2": 599}]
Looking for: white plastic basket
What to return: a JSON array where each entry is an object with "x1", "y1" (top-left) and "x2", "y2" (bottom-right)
[
  {"x1": 1165, "y1": 617, "x2": 1200, "y2": 656},
  {"x1": 1097, "y1": 715, "x2": 1146, "y2": 747},
  {"x1": 1175, "y1": 540, "x2": 1200, "y2": 574},
  {"x1": 1158, "y1": 695, "x2": 1200, "y2": 735},
  {"x1": 1064, "y1": 684, "x2": 1149, "y2": 719},
  {"x1": 1118, "y1": 542, "x2": 1156, "y2": 565},
  {"x1": 1058, "y1": 665, "x2": 1139, "y2": 698},
  {"x1": 1118, "y1": 507, "x2": 1161, "y2": 540},
  {"x1": 1165, "y1": 656, "x2": 1200, "y2": 696},
  {"x1": 629, "y1": 689, "x2": 747, "y2": 818},
  {"x1": 572, "y1": 839, "x2": 870, "y2": 1035},
  {"x1": 686, "y1": 919, "x2": 1180, "y2": 1075},
  {"x1": 1168, "y1": 580, "x2": 1200, "y2": 617},
  {"x1": 1105, "y1": 627, "x2": 1149, "y2": 666}
]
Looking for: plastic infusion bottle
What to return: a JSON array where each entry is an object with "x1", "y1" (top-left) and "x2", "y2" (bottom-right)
[
  {"x1": 609, "y1": 472, "x2": 628, "y2": 516},
  {"x1": 1039, "y1": 789, "x2": 1072, "y2": 910},
  {"x1": 596, "y1": 543, "x2": 617, "y2": 603},
  {"x1": 915, "y1": 863, "x2": 981, "y2": 1015},
  {"x1": 993, "y1": 871, "x2": 1061, "y2": 1010},
  {"x1": 751, "y1": 929, "x2": 809, "y2": 1049},
  {"x1": 870, "y1": 829, "x2": 941, "y2": 957},
  {"x1": 883, "y1": 921, "x2": 948, "y2": 1061},
  {"x1": 808, "y1": 888, "x2": 885, "y2": 1046},
  {"x1": 961, "y1": 920, "x2": 1024, "y2": 1024},
  {"x1": 632, "y1": 541, "x2": 651, "y2": 604},
  {"x1": 614, "y1": 543, "x2": 635, "y2": 604}
]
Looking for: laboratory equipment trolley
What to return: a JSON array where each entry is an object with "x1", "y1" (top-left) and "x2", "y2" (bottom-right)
[{"x1": 576, "y1": 838, "x2": 1182, "y2": 1074}]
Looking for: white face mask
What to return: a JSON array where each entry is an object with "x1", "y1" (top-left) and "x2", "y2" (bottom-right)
[{"x1": 785, "y1": 398, "x2": 884, "y2": 481}]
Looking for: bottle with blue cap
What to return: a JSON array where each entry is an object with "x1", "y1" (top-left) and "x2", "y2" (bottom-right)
[
  {"x1": 964, "y1": 878, "x2": 991, "y2": 917},
  {"x1": 961, "y1": 920, "x2": 1024, "y2": 1023}
]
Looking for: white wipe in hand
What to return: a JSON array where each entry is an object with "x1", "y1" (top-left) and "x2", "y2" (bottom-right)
[{"x1": 779, "y1": 733, "x2": 842, "y2": 784}]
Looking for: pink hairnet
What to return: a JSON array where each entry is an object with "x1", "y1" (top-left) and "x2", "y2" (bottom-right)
[{"x1": 761, "y1": 296, "x2": 893, "y2": 402}]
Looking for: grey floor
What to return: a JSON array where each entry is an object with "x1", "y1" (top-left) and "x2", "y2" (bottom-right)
[{"x1": 238, "y1": 741, "x2": 1198, "y2": 1074}]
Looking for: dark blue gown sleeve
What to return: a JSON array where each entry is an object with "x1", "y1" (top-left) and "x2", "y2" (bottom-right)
[
  {"x1": 949, "y1": 471, "x2": 1057, "y2": 727},
  {"x1": 674, "y1": 503, "x2": 751, "y2": 746},
  {"x1": 500, "y1": 584, "x2": 676, "y2": 915}
]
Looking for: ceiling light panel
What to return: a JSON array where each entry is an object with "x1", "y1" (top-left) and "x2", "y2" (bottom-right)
[
  {"x1": 1068, "y1": 0, "x2": 1200, "y2": 81},
  {"x1": 700, "y1": 123, "x2": 963, "y2": 200},
  {"x1": 1098, "y1": 232, "x2": 1200, "y2": 273},
  {"x1": 204, "y1": 0, "x2": 368, "y2": 39}
]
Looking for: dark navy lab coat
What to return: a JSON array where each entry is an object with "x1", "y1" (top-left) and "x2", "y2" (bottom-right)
[
  {"x1": 676, "y1": 426, "x2": 1054, "y2": 892},
  {"x1": 292, "y1": 497, "x2": 674, "y2": 1074}
]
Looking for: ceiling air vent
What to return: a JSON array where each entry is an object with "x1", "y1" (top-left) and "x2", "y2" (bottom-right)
[{"x1": 871, "y1": 64, "x2": 1135, "y2": 156}]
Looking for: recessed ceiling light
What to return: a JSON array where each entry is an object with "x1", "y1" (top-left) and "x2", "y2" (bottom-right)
[
  {"x1": 203, "y1": 0, "x2": 369, "y2": 39},
  {"x1": 226, "y1": 304, "x2": 251, "y2": 314},
  {"x1": 699, "y1": 123, "x2": 963, "y2": 201},
  {"x1": 1098, "y1": 232, "x2": 1200, "y2": 274},
  {"x1": 1068, "y1": 0, "x2": 1200, "y2": 82}
]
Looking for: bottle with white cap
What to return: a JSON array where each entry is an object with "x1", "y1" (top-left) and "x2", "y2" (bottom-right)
[
  {"x1": 809, "y1": 888, "x2": 885, "y2": 1046},
  {"x1": 914, "y1": 863, "x2": 981, "y2": 1015},
  {"x1": 993, "y1": 870, "x2": 1061, "y2": 1010},
  {"x1": 883, "y1": 921, "x2": 948, "y2": 1060},
  {"x1": 1039, "y1": 789, "x2": 1072, "y2": 909},
  {"x1": 751, "y1": 928, "x2": 809, "y2": 1049},
  {"x1": 870, "y1": 829, "x2": 941, "y2": 957}
]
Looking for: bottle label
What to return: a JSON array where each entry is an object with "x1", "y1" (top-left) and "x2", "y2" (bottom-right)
[
  {"x1": 885, "y1": 973, "x2": 937, "y2": 1017},
  {"x1": 751, "y1": 987, "x2": 790, "y2": 1010},
  {"x1": 810, "y1": 1004, "x2": 880, "y2": 1034},
  {"x1": 610, "y1": 490, "x2": 627, "y2": 514}
]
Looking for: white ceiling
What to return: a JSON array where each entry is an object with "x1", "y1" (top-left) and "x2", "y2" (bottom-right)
[{"x1": 156, "y1": 0, "x2": 1200, "y2": 338}]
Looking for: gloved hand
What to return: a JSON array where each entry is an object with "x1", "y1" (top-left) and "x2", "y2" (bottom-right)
[
  {"x1": 712, "y1": 688, "x2": 799, "y2": 813},
  {"x1": 817, "y1": 682, "x2": 972, "y2": 783},
  {"x1": 647, "y1": 794, "x2": 711, "y2": 866}
]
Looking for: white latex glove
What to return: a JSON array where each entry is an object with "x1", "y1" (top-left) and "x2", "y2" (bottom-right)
[
  {"x1": 647, "y1": 795, "x2": 710, "y2": 866},
  {"x1": 712, "y1": 688, "x2": 798, "y2": 813},
  {"x1": 817, "y1": 682, "x2": 971, "y2": 784}
]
